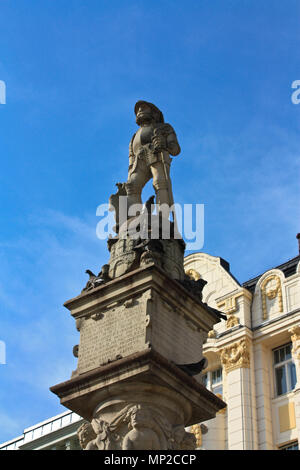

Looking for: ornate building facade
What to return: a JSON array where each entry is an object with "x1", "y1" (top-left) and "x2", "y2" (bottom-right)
[
  {"x1": 1, "y1": 252, "x2": 299, "y2": 451},
  {"x1": 185, "y1": 252, "x2": 300, "y2": 450}
]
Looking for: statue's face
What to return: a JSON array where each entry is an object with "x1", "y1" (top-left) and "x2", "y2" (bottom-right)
[
  {"x1": 136, "y1": 103, "x2": 154, "y2": 125},
  {"x1": 78, "y1": 424, "x2": 93, "y2": 447}
]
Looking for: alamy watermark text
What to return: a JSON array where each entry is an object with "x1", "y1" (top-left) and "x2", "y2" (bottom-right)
[
  {"x1": 96, "y1": 200, "x2": 205, "y2": 250},
  {"x1": 291, "y1": 80, "x2": 300, "y2": 104},
  {"x1": 0, "y1": 341, "x2": 6, "y2": 364}
]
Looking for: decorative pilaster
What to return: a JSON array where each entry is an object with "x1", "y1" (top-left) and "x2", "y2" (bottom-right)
[
  {"x1": 185, "y1": 269, "x2": 201, "y2": 281},
  {"x1": 220, "y1": 336, "x2": 257, "y2": 449},
  {"x1": 252, "y1": 342, "x2": 274, "y2": 449},
  {"x1": 217, "y1": 294, "x2": 241, "y2": 329},
  {"x1": 289, "y1": 325, "x2": 300, "y2": 446},
  {"x1": 289, "y1": 325, "x2": 300, "y2": 389}
]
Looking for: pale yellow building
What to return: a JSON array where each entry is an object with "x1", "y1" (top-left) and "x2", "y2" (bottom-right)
[{"x1": 186, "y1": 252, "x2": 300, "y2": 450}]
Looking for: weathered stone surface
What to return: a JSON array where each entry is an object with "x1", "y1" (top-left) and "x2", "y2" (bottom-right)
[
  {"x1": 107, "y1": 232, "x2": 185, "y2": 281},
  {"x1": 51, "y1": 265, "x2": 226, "y2": 450},
  {"x1": 50, "y1": 102, "x2": 227, "y2": 450},
  {"x1": 65, "y1": 265, "x2": 221, "y2": 381},
  {"x1": 77, "y1": 292, "x2": 150, "y2": 374},
  {"x1": 78, "y1": 398, "x2": 196, "y2": 450}
]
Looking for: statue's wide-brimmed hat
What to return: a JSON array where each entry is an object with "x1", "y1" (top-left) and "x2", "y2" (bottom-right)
[{"x1": 134, "y1": 101, "x2": 164, "y2": 123}]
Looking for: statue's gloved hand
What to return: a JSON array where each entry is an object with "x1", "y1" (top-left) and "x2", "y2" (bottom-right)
[{"x1": 152, "y1": 134, "x2": 167, "y2": 152}]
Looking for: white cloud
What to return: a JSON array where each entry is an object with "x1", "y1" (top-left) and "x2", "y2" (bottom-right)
[{"x1": 177, "y1": 121, "x2": 300, "y2": 281}]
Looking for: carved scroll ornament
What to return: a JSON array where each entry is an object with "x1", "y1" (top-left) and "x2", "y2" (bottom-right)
[
  {"x1": 220, "y1": 338, "x2": 250, "y2": 373},
  {"x1": 261, "y1": 275, "x2": 283, "y2": 320}
]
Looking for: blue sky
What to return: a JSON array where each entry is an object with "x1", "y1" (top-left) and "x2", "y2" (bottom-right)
[{"x1": 0, "y1": 0, "x2": 299, "y2": 443}]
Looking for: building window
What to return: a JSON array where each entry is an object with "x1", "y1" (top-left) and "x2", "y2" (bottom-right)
[
  {"x1": 201, "y1": 367, "x2": 223, "y2": 397},
  {"x1": 273, "y1": 343, "x2": 297, "y2": 397},
  {"x1": 279, "y1": 441, "x2": 298, "y2": 450},
  {"x1": 201, "y1": 373, "x2": 208, "y2": 388}
]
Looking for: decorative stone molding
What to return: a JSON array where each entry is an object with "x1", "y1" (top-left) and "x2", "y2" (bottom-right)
[
  {"x1": 189, "y1": 423, "x2": 208, "y2": 447},
  {"x1": 217, "y1": 293, "x2": 242, "y2": 315},
  {"x1": 220, "y1": 338, "x2": 251, "y2": 373},
  {"x1": 185, "y1": 269, "x2": 201, "y2": 281},
  {"x1": 289, "y1": 325, "x2": 300, "y2": 360},
  {"x1": 207, "y1": 329, "x2": 216, "y2": 338},
  {"x1": 226, "y1": 315, "x2": 239, "y2": 329},
  {"x1": 289, "y1": 324, "x2": 300, "y2": 343},
  {"x1": 78, "y1": 403, "x2": 196, "y2": 450},
  {"x1": 190, "y1": 424, "x2": 202, "y2": 447},
  {"x1": 215, "y1": 393, "x2": 227, "y2": 414},
  {"x1": 261, "y1": 274, "x2": 283, "y2": 320},
  {"x1": 216, "y1": 292, "x2": 247, "y2": 329}
]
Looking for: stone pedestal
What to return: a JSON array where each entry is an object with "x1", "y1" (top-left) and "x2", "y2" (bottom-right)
[{"x1": 51, "y1": 264, "x2": 226, "y2": 450}]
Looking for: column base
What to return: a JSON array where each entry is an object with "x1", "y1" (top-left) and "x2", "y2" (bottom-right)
[{"x1": 51, "y1": 349, "x2": 226, "y2": 450}]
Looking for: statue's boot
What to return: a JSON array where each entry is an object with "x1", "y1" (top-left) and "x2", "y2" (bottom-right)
[{"x1": 125, "y1": 183, "x2": 143, "y2": 223}]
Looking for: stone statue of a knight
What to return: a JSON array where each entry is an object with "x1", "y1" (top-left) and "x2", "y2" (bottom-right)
[{"x1": 126, "y1": 101, "x2": 181, "y2": 215}]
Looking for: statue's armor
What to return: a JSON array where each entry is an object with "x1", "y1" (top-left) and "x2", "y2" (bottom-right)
[{"x1": 132, "y1": 124, "x2": 154, "y2": 156}]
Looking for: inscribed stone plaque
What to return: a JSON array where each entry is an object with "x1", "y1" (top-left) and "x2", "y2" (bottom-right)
[
  {"x1": 77, "y1": 298, "x2": 148, "y2": 374},
  {"x1": 151, "y1": 297, "x2": 203, "y2": 368}
]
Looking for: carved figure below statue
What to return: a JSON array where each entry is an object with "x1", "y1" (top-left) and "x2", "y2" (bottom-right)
[
  {"x1": 122, "y1": 405, "x2": 162, "y2": 450},
  {"x1": 77, "y1": 402, "x2": 197, "y2": 451}
]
